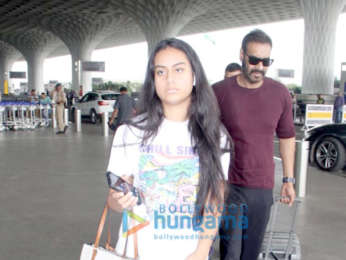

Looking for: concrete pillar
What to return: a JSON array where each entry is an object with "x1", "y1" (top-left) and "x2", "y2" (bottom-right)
[
  {"x1": 70, "y1": 45, "x2": 93, "y2": 95},
  {"x1": 2, "y1": 30, "x2": 60, "y2": 95},
  {"x1": 114, "y1": 0, "x2": 212, "y2": 56},
  {"x1": 143, "y1": 13, "x2": 200, "y2": 56},
  {"x1": 145, "y1": 24, "x2": 182, "y2": 56},
  {"x1": 0, "y1": 41, "x2": 21, "y2": 94},
  {"x1": 0, "y1": 58, "x2": 14, "y2": 93},
  {"x1": 300, "y1": 0, "x2": 346, "y2": 94},
  {"x1": 26, "y1": 52, "x2": 45, "y2": 94},
  {"x1": 40, "y1": 13, "x2": 132, "y2": 95},
  {"x1": 39, "y1": 14, "x2": 110, "y2": 95}
]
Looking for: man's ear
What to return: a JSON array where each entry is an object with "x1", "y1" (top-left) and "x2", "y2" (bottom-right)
[{"x1": 240, "y1": 48, "x2": 244, "y2": 62}]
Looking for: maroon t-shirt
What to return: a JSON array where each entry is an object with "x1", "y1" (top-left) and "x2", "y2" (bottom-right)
[{"x1": 213, "y1": 76, "x2": 295, "y2": 189}]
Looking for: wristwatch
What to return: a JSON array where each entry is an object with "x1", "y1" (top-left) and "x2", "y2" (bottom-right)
[{"x1": 282, "y1": 177, "x2": 295, "y2": 184}]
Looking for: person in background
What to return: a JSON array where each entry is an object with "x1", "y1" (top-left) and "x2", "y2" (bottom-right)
[
  {"x1": 334, "y1": 91, "x2": 344, "y2": 123},
  {"x1": 67, "y1": 89, "x2": 78, "y2": 107},
  {"x1": 79, "y1": 85, "x2": 83, "y2": 98},
  {"x1": 224, "y1": 62, "x2": 241, "y2": 79},
  {"x1": 316, "y1": 94, "x2": 325, "y2": 104},
  {"x1": 52, "y1": 83, "x2": 68, "y2": 134},
  {"x1": 290, "y1": 92, "x2": 298, "y2": 122},
  {"x1": 40, "y1": 92, "x2": 51, "y2": 105},
  {"x1": 108, "y1": 86, "x2": 135, "y2": 132},
  {"x1": 29, "y1": 89, "x2": 38, "y2": 102},
  {"x1": 39, "y1": 92, "x2": 52, "y2": 121}
]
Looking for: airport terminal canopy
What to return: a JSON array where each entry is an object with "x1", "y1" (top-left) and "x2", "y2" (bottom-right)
[
  {"x1": 0, "y1": 0, "x2": 345, "y2": 94},
  {"x1": 0, "y1": 0, "x2": 304, "y2": 55}
]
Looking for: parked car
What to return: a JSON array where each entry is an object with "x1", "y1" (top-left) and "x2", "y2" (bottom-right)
[
  {"x1": 305, "y1": 123, "x2": 346, "y2": 171},
  {"x1": 72, "y1": 91, "x2": 120, "y2": 124}
]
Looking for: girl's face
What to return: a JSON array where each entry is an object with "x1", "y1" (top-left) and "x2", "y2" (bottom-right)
[{"x1": 153, "y1": 47, "x2": 194, "y2": 111}]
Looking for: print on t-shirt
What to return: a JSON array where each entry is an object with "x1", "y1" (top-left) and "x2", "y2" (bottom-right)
[{"x1": 138, "y1": 143, "x2": 199, "y2": 220}]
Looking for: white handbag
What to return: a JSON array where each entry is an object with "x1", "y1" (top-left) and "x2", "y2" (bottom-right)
[{"x1": 80, "y1": 204, "x2": 138, "y2": 260}]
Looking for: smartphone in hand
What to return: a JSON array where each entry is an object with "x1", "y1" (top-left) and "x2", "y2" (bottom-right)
[{"x1": 106, "y1": 171, "x2": 142, "y2": 205}]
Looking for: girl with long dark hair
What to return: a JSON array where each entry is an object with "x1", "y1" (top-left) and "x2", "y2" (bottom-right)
[{"x1": 106, "y1": 38, "x2": 231, "y2": 260}]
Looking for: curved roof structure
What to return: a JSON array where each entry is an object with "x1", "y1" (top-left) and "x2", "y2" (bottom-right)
[
  {"x1": 0, "y1": 0, "x2": 341, "y2": 58},
  {"x1": 1, "y1": 0, "x2": 345, "y2": 95}
]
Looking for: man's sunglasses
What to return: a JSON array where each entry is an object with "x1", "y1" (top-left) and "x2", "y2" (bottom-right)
[{"x1": 246, "y1": 54, "x2": 273, "y2": 67}]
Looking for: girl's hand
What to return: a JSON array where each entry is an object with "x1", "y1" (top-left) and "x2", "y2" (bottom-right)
[
  {"x1": 107, "y1": 175, "x2": 137, "y2": 212},
  {"x1": 107, "y1": 189, "x2": 138, "y2": 212}
]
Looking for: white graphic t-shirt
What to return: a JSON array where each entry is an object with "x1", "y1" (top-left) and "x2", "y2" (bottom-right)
[{"x1": 107, "y1": 118, "x2": 230, "y2": 260}]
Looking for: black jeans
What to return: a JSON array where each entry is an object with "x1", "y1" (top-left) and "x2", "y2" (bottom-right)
[{"x1": 219, "y1": 184, "x2": 273, "y2": 260}]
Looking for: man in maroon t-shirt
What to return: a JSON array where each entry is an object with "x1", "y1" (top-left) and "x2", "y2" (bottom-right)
[{"x1": 213, "y1": 29, "x2": 296, "y2": 260}]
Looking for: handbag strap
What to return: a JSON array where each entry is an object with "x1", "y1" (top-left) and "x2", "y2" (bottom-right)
[
  {"x1": 105, "y1": 209, "x2": 115, "y2": 251},
  {"x1": 91, "y1": 203, "x2": 139, "y2": 260},
  {"x1": 133, "y1": 224, "x2": 138, "y2": 258},
  {"x1": 122, "y1": 217, "x2": 139, "y2": 258}
]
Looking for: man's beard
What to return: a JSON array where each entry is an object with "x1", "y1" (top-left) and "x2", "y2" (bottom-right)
[{"x1": 241, "y1": 60, "x2": 265, "y2": 84}]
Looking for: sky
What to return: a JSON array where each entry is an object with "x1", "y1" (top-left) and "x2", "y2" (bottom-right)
[{"x1": 11, "y1": 13, "x2": 346, "y2": 88}]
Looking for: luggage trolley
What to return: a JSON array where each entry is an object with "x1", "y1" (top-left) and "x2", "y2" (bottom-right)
[
  {"x1": 28, "y1": 103, "x2": 40, "y2": 129},
  {"x1": 3, "y1": 102, "x2": 17, "y2": 130},
  {"x1": 16, "y1": 101, "x2": 32, "y2": 130},
  {"x1": 3, "y1": 101, "x2": 25, "y2": 130},
  {"x1": 23, "y1": 102, "x2": 35, "y2": 129},
  {"x1": 38, "y1": 104, "x2": 51, "y2": 127},
  {"x1": 0, "y1": 102, "x2": 6, "y2": 131},
  {"x1": 10, "y1": 103, "x2": 21, "y2": 130},
  {"x1": 2, "y1": 101, "x2": 11, "y2": 129},
  {"x1": 258, "y1": 197, "x2": 302, "y2": 260},
  {"x1": 17, "y1": 102, "x2": 27, "y2": 129}
]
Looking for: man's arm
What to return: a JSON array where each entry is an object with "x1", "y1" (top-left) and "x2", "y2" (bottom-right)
[
  {"x1": 109, "y1": 108, "x2": 118, "y2": 124},
  {"x1": 132, "y1": 98, "x2": 136, "y2": 115},
  {"x1": 279, "y1": 137, "x2": 296, "y2": 206},
  {"x1": 109, "y1": 98, "x2": 120, "y2": 124}
]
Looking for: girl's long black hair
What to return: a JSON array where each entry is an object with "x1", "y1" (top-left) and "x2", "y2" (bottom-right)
[{"x1": 131, "y1": 38, "x2": 227, "y2": 218}]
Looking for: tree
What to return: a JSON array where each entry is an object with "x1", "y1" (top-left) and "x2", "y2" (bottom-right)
[
  {"x1": 93, "y1": 81, "x2": 123, "y2": 91},
  {"x1": 92, "y1": 80, "x2": 143, "y2": 93},
  {"x1": 334, "y1": 78, "x2": 340, "y2": 88},
  {"x1": 286, "y1": 84, "x2": 302, "y2": 94}
]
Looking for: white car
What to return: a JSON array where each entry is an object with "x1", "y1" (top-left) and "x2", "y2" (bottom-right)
[{"x1": 72, "y1": 91, "x2": 120, "y2": 124}]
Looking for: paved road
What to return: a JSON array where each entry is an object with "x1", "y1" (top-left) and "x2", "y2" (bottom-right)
[{"x1": 0, "y1": 124, "x2": 345, "y2": 260}]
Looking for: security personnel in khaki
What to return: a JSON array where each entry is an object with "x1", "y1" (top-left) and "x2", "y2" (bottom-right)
[{"x1": 52, "y1": 83, "x2": 67, "y2": 134}]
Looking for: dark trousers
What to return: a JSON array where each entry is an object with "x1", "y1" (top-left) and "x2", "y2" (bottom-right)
[
  {"x1": 219, "y1": 184, "x2": 273, "y2": 260},
  {"x1": 335, "y1": 110, "x2": 343, "y2": 123}
]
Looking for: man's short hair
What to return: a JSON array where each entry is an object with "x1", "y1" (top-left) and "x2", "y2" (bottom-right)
[
  {"x1": 225, "y1": 63, "x2": 241, "y2": 73},
  {"x1": 241, "y1": 29, "x2": 272, "y2": 53},
  {"x1": 120, "y1": 86, "x2": 127, "y2": 92},
  {"x1": 55, "y1": 83, "x2": 62, "y2": 88}
]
